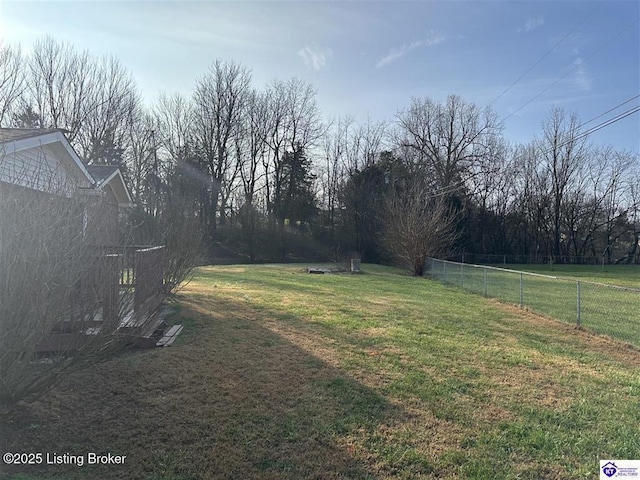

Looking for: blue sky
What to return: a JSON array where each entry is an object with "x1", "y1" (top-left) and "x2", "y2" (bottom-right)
[{"x1": 1, "y1": 0, "x2": 639, "y2": 153}]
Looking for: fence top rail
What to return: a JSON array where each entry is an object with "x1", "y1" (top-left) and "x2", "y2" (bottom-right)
[
  {"x1": 430, "y1": 257, "x2": 640, "y2": 292},
  {"x1": 135, "y1": 246, "x2": 165, "y2": 253},
  {"x1": 576, "y1": 279, "x2": 640, "y2": 293},
  {"x1": 430, "y1": 258, "x2": 558, "y2": 279}
]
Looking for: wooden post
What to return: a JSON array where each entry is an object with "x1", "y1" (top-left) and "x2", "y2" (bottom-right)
[
  {"x1": 134, "y1": 246, "x2": 166, "y2": 317},
  {"x1": 102, "y1": 254, "x2": 120, "y2": 331}
]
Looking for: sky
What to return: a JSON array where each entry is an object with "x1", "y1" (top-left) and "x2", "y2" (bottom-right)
[{"x1": 0, "y1": 0, "x2": 639, "y2": 154}]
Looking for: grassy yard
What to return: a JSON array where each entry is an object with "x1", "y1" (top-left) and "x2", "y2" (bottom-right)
[
  {"x1": 1, "y1": 264, "x2": 640, "y2": 479},
  {"x1": 431, "y1": 261, "x2": 640, "y2": 346}
]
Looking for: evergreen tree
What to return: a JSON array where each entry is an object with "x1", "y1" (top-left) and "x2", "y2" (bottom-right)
[{"x1": 277, "y1": 144, "x2": 317, "y2": 228}]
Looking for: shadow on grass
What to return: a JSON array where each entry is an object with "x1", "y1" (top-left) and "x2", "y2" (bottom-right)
[{"x1": 0, "y1": 292, "x2": 417, "y2": 480}]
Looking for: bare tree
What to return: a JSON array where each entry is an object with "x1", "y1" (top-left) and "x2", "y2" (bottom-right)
[
  {"x1": 193, "y1": 59, "x2": 251, "y2": 238},
  {"x1": 321, "y1": 116, "x2": 352, "y2": 256},
  {"x1": 344, "y1": 116, "x2": 387, "y2": 175},
  {"x1": 594, "y1": 147, "x2": 636, "y2": 262},
  {"x1": 235, "y1": 90, "x2": 270, "y2": 261},
  {"x1": 23, "y1": 36, "x2": 142, "y2": 172},
  {"x1": 254, "y1": 78, "x2": 324, "y2": 258},
  {"x1": 381, "y1": 175, "x2": 458, "y2": 276},
  {"x1": 0, "y1": 42, "x2": 24, "y2": 126},
  {"x1": 123, "y1": 92, "x2": 205, "y2": 287},
  {"x1": 283, "y1": 78, "x2": 324, "y2": 153},
  {"x1": 26, "y1": 36, "x2": 97, "y2": 143},
  {"x1": 153, "y1": 91, "x2": 197, "y2": 220},
  {"x1": 624, "y1": 166, "x2": 640, "y2": 263},
  {"x1": 262, "y1": 78, "x2": 323, "y2": 224},
  {"x1": 397, "y1": 95, "x2": 502, "y2": 195},
  {"x1": 77, "y1": 55, "x2": 140, "y2": 167},
  {"x1": 503, "y1": 142, "x2": 549, "y2": 259},
  {"x1": 237, "y1": 90, "x2": 268, "y2": 205},
  {"x1": 155, "y1": 92, "x2": 194, "y2": 164},
  {"x1": 125, "y1": 111, "x2": 157, "y2": 206},
  {"x1": 536, "y1": 107, "x2": 589, "y2": 258}
]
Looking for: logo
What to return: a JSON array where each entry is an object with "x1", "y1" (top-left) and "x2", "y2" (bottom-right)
[
  {"x1": 601, "y1": 460, "x2": 640, "y2": 479},
  {"x1": 602, "y1": 462, "x2": 618, "y2": 478}
]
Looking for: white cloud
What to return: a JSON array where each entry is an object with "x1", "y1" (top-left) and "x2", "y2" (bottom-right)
[
  {"x1": 517, "y1": 15, "x2": 544, "y2": 33},
  {"x1": 375, "y1": 33, "x2": 445, "y2": 69},
  {"x1": 573, "y1": 57, "x2": 592, "y2": 92},
  {"x1": 298, "y1": 44, "x2": 332, "y2": 71},
  {"x1": 376, "y1": 50, "x2": 405, "y2": 69}
]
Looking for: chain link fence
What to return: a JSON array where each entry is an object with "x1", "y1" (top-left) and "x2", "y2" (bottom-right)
[
  {"x1": 445, "y1": 252, "x2": 640, "y2": 266},
  {"x1": 426, "y1": 258, "x2": 640, "y2": 346}
]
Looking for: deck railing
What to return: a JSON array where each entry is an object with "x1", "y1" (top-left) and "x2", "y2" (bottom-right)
[
  {"x1": 97, "y1": 245, "x2": 164, "y2": 288},
  {"x1": 59, "y1": 245, "x2": 166, "y2": 335},
  {"x1": 133, "y1": 246, "x2": 166, "y2": 315}
]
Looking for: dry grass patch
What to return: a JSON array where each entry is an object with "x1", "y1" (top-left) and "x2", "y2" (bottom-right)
[{"x1": 1, "y1": 296, "x2": 393, "y2": 479}]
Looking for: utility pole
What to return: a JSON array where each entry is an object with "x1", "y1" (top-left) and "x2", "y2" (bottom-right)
[{"x1": 150, "y1": 129, "x2": 160, "y2": 219}]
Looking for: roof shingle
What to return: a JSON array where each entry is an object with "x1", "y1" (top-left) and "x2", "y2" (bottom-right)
[{"x1": 0, "y1": 128, "x2": 69, "y2": 144}]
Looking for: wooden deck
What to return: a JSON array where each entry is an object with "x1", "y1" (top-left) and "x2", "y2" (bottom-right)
[{"x1": 32, "y1": 245, "x2": 169, "y2": 354}]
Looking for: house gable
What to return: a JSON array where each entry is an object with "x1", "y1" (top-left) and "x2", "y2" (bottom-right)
[
  {"x1": 86, "y1": 165, "x2": 133, "y2": 207},
  {"x1": 0, "y1": 129, "x2": 94, "y2": 195}
]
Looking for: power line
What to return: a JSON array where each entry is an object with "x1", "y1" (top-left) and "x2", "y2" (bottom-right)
[
  {"x1": 500, "y1": 16, "x2": 640, "y2": 126},
  {"x1": 537, "y1": 104, "x2": 640, "y2": 157},
  {"x1": 391, "y1": 99, "x2": 640, "y2": 200},
  {"x1": 429, "y1": 105, "x2": 640, "y2": 199},
  {"x1": 573, "y1": 104, "x2": 640, "y2": 143},
  {"x1": 489, "y1": 0, "x2": 605, "y2": 108},
  {"x1": 578, "y1": 94, "x2": 640, "y2": 129}
]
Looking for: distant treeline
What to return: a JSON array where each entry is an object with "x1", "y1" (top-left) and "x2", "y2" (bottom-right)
[{"x1": 1, "y1": 37, "x2": 638, "y2": 268}]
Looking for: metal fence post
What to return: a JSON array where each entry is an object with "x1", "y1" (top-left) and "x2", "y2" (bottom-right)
[
  {"x1": 426, "y1": 259, "x2": 637, "y2": 346},
  {"x1": 577, "y1": 281, "x2": 581, "y2": 326},
  {"x1": 483, "y1": 267, "x2": 488, "y2": 297},
  {"x1": 519, "y1": 272, "x2": 524, "y2": 307}
]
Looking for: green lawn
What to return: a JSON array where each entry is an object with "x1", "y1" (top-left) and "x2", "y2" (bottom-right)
[
  {"x1": 430, "y1": 261, "x2": 640, "y2": 346},
  {"x1": 2, "y1": 264, "x2": 640, "y2": 479}
]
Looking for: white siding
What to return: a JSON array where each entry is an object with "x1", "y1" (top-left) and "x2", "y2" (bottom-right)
[{"x1": 0, "y1": 144, "x2": 73, "y2": 195}]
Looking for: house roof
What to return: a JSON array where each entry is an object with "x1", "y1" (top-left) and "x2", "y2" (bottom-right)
[
  {"x1": 86, "y1": 165, "x2": 134, "y2": 207},
  {"x1": 0, "y1": 128, "x2": 133, "y2": 207},
  {"x1": 0, "y1": 128, "x2": 69, "y2": 143},
  {"x1": 87, "y1": 165, "x2": 120, "y2": 186},
  {"x1": 0, "y1": 128, "x2": 94, "y2": 186}
]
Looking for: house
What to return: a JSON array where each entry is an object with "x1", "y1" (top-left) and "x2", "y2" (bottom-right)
[
  {"x1": 0, "y1": 128, "x2": 132, "y2": 246},
  {"x1": 85, "y1": 165, "x2": 133, "y2": 246},
  {"x1": 0, "y1": 128, "x2": 93, "y2": 193},
  {"x1": 0, "y1": 128, "x2": 170, "y2": 351}
]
